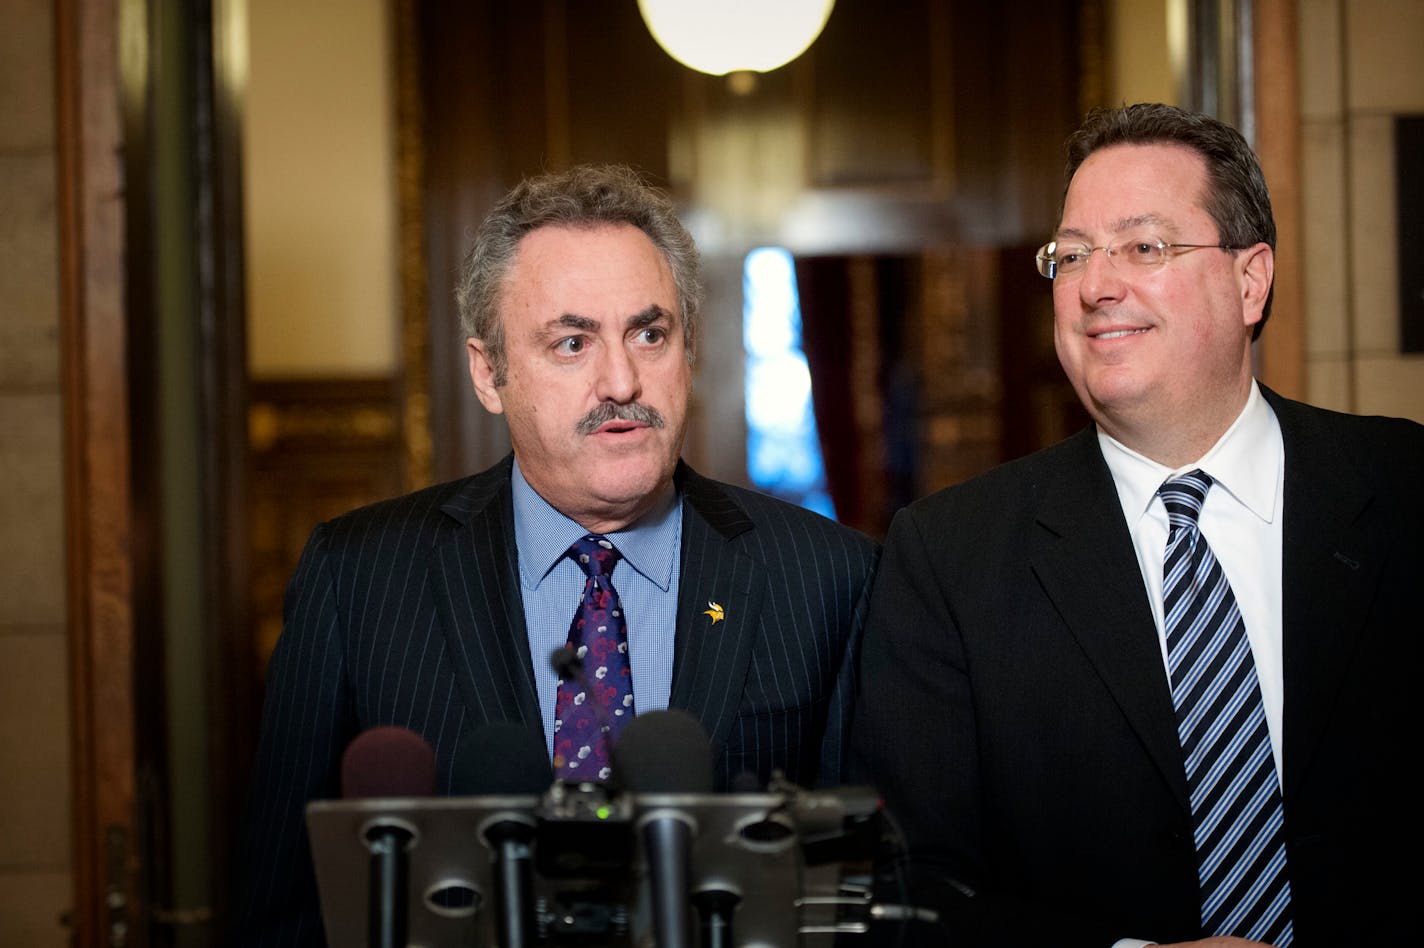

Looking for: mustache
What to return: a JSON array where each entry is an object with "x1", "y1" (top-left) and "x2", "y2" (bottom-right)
[{"x1": 575, "y1": 402, "x2": 666, "y2": 436}]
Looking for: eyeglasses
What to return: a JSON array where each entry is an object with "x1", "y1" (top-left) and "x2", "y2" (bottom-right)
[{"x1": 1034, "y1": 236, "x2": 1240, "y2": 279}]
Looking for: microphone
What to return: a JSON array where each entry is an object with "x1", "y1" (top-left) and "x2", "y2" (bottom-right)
[
  {"x1": 340, "y1": 726, "x2": 437, "y2": 948},
  {"x1": 610, "y1": 709, "x2": 714, "y2": 948},
  {"x1": 451, "y1": 721, "x2": 552, "y2": 796},
  {"x1": 550, "y1": 644, "x2": 584, "y2": 689},
  {"x1": 452, "y1": 723, "x2": 551, "y2": 948}
]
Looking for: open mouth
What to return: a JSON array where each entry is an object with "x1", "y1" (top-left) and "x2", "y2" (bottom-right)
[{"x1": 1092, "y1": 328, "x2": 1150, "y2": 340}]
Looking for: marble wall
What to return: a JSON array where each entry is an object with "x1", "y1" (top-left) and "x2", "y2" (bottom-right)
[
  {"x1": 1300, "y1": 0, "x2": 1424, "y2": 419},
  {"x1": 0, "y1": 0, "x2": 74, "y2": 943}
]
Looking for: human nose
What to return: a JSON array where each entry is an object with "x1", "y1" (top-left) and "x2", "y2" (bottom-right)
[
  {"x1": 1076, "y1": 244, "x2": 1126, "y2": 303},
  {"x1": 595, "y1": 343, "x2": 641, "y2": 403}
]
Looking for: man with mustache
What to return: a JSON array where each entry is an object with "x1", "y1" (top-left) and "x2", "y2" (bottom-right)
[{"x1": 233, "y1": 164, "x2": 880, "y2": 946}]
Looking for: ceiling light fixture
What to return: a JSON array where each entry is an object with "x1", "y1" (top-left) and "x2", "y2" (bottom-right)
[{"x1": 638, "y1": 0, "x2": 835, "y2": 83}]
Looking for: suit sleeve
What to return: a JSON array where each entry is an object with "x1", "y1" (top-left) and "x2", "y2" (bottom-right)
[
  {"x1": 231, "y1": 523, "x2": 356, "y2": 948},
  {"x1": 852, "y1": 504, "x2": 986, "y2": 941}
]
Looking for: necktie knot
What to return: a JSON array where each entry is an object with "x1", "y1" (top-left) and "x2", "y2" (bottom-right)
[
  {"x1": 1159, "y1": 469, "x2": 1214, "y2": 530},
  {"x1": 569, "y1": 535, "x2": 621, "y2": 580}
]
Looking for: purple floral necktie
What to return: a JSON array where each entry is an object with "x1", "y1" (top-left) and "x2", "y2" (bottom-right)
[{"x1": 552, "y1": 535, "x2": 635, "y2": 781}]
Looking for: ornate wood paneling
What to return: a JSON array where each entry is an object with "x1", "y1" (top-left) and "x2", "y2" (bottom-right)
[{"x1": 247, "y1": 378, "x2": 405, "y2": 672}]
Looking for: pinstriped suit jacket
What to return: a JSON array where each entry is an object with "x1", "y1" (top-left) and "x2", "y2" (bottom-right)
[{"x1": 232, "y1": 456, "x2": 879, "y2": 947}]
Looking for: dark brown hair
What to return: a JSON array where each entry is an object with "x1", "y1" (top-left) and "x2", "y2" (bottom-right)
[{"x1": 1063, "y1": 103, "x2": 1276, "y2": 335}]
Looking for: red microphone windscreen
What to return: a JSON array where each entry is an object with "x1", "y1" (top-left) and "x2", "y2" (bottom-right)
[{"x1": 340, "y1": 726, "x2": 438, "y2": 799}]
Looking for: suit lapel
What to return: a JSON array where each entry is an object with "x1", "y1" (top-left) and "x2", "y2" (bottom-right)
[
  {"x1": 429, "y1": 457, "x2": 543, "y2": 727},
  {"x1": 667, "y1": 466, "x2": 766, "y2": 763},
  {"x1": 1028, "y1": 430, "x2": 1192, "y2": 810},
  {"x1": 1267, "y1": 392, "x2": 1380, "y2": 799}
]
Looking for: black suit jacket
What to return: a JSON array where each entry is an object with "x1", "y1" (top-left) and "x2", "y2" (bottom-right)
[
  {"x1": 853, "y1": 389, "x2": 1422, "y2": 947},
  {"x1": 233, "y1": 457, "x2": 879, "y2": 946}
]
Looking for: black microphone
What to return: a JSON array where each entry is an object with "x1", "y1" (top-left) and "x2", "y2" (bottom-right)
[
  {"x1": 340, "y1": 726, "x2": 437, "y2": 948},
  {"x1": 610, "y1": 709, "x2": 714, "y2": 948},
  {"x1": 550, "y1": 644, "x2": 584, "y2": 690},
  {"x1": 452, "y1": 723, "x2": 551, "y2": 948}
]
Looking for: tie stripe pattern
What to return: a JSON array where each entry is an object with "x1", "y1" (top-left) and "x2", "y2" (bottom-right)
[
  {"x1": 553, "y1": 535, "x2": 635, "y2": 781},
  {"x1": 1159, "y1": 471, "x2": 1293, "y2": 945}
]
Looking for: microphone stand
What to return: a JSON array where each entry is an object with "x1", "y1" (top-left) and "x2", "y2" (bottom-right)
[
  {"x1": 365, "y1": 822, "x2": 413, "y2": 948},
  {"x1": 487, "y1": 818, "x2": 537, "y2": 948},
  {"x1": 692, "y1": 889, "x2": 741, "y2": 948},
  {"x1": 642, "y1": 813, "x2": 695, "y2": 948}
]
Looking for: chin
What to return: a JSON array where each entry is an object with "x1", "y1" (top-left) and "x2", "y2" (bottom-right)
[{"x1": 592, "y1": 464, "x2": 673, "y2": 506}]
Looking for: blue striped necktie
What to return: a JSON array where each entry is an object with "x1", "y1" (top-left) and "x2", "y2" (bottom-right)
[{"x1": 1159, "y1": 471, "x2": 1293, "y2": 945}]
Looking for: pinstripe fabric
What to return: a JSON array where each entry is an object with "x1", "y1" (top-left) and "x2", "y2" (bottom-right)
[{"x1": 231, "y1": 455, "x2": 879, "y2": 947}]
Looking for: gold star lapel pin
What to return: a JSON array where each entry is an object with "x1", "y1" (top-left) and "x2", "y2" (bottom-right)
[{"x1": 702, "y1": 600, "x2": 725, "y2": 624}]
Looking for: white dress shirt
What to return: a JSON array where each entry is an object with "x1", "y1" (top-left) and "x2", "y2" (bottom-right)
[{"x1": 1099, "y1": 382, "x2": 1287, "y2": 948}]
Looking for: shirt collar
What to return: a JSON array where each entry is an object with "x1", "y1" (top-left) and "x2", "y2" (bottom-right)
[
  {"x1": 1098, "y1": 381, "x2": 1281, "y2": 525},
  {"x1": 510, "y1": 457, "x2": 682, "y2": 591}
]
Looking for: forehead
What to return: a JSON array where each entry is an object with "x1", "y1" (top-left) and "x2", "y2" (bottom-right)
[
  {"x1": 504, "y1": 223, "x2": 676, "y2": 305},
  {"x1": 1060, "y1": 142, "x2": 1211, "y2": 236},
  {"x1": 497, "y1": 223, "x2": 679, "y2": 342}
]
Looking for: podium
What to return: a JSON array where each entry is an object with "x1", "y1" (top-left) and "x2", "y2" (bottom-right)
[{"x1": 306, "y1": 781, "x2": 878, "y2": 947}]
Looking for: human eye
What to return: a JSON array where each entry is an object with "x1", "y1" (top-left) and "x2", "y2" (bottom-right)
[
  {"x1": 1123, "y1": 237, "x2": 1165, "y2": 264},
  {"x1": 1056, "y1": 246, "x2": 1089, "y2": 271},
  {"x1": 553, "y1": 335, "x2": 586, "y2": 356},
  {"x1": 633, "y1": 326, "x2": 667, "y2": 347}
]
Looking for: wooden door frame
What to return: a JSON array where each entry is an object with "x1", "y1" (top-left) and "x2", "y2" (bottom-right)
[
  {"x1": 58, "y1": 0, "x2": 140, "y2": 942},
  {"x1": 58, "y1": 0, "x2": 253, "y2": 942}
]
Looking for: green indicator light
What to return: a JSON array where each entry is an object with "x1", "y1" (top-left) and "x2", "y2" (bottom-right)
[{"x1": 596, "y1": 805, "x2": 611, "y2": 820}]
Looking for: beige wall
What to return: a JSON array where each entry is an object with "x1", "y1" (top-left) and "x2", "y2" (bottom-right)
[
  {"x1": 1107, "y1": 0, "x2": 1181, "y2": 107},
  {"x1": 244, "y1": 0, "x2": 399, "y2": 378},
  {"x1": 1300, "y1": 0, "x2": 1424, "y2": 420},
  {"x1": 0, "y1": 0, "x2": 73, "y2": 943}
]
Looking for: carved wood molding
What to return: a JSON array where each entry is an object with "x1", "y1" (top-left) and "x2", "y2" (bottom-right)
[
  {"x1": 247, "y1": 378, "x2": 405, "y2": 670},
  {"x1": 395, "y1": 0, "x2": 432, "y2": 493}
]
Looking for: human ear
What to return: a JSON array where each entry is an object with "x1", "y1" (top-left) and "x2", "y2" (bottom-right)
[
  {"x1": 467, "y1": 338, "x2": 505, "y2": 415},
  {"x1": 1237, "y1": 242, "x2": 1274, "y2": 329}
]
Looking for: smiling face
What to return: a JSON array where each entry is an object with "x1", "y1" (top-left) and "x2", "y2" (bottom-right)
[
  {"x1": 1052, "y1": 142, "x2": 1274, "y2": 466},
  {"x1": 467, "y1": 223, "x2": 692, "y2": 533}
]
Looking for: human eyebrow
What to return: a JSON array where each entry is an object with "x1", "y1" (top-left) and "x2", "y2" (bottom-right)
[
  {"x1": 627, "y1": 304, "x2": 674, "y2": 329},
  {"x1": 1112, "y1": 214, "x2": 1170, "y2": 233},
  {"x1": 537, "y1": 313, "x2": 599, "y2": 339},
  {"x1": 1055, "y1": 215, "x2": 1172, "y2": 242}
]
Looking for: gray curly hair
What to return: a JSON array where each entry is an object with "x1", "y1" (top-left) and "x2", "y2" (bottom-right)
[{"x1": 456, "y1": 164, "x2": 703, "y2": 385}]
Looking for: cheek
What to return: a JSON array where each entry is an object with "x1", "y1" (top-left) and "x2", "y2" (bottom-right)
[
  {"x1": 652, "y1": 361, "x2": 693, "y2": 404},
  {"x1": 1051, "y1": 314, "x2": 1078, "y2": 368}
]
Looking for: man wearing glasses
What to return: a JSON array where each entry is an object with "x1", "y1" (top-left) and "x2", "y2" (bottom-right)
[{"x1": 854, "y1": 103, "x2": 1420, "y2": 947}]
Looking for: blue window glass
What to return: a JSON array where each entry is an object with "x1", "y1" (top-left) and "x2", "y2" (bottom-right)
[{"x1": 743, "y1": 247, "x2": 835, "y2": 519}]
